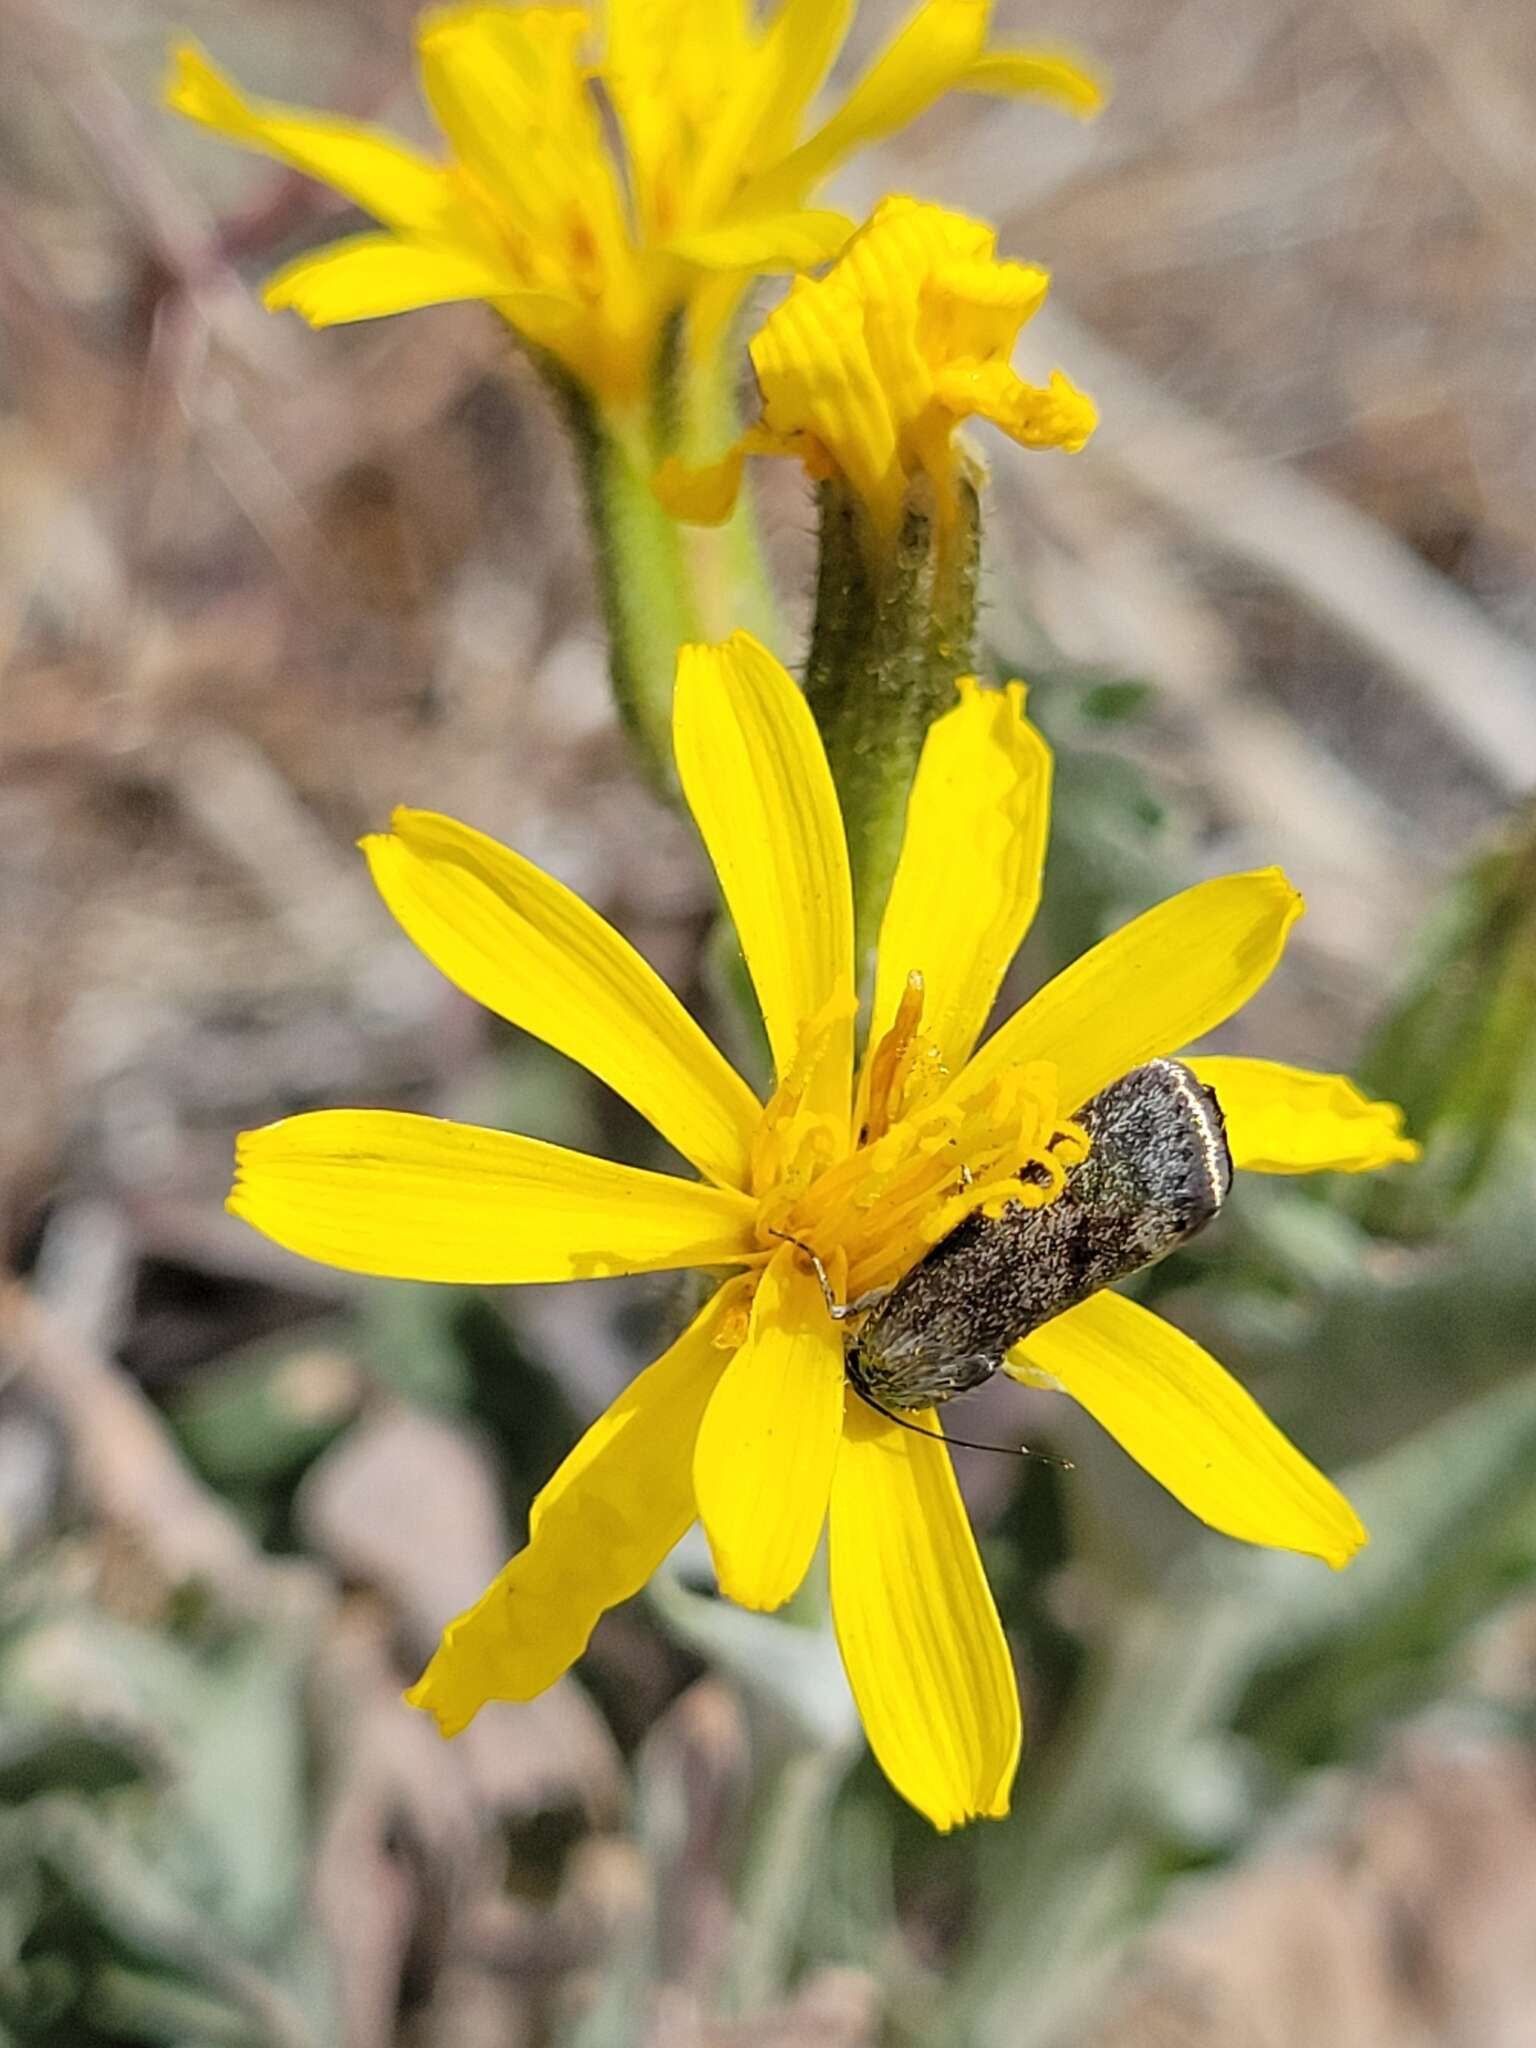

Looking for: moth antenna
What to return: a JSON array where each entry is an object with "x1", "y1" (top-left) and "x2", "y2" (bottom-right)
[
  {"x1": 767, "y1": 1227, "x2": 837, "y2": 1313},
  {"x1": 769, "y1": 1229, "x2": 890, "y2": 1321},
  {"x1": 844, "y1": 1374, "x2": 1073, "y2": 1467}
]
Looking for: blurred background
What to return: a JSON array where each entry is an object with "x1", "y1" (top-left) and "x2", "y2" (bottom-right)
[{"x1": 4, "y1": 0, "x2": 1536, "y2": 2042}]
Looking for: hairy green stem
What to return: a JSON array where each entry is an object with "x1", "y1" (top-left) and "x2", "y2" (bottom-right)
[
  {"x1": 563, "y1": 390, "x2": 703, "y2": 788},
  {"x1": 557, "y1": 321, "x2": 784, "y2": 790},
  {"x1": 804, "y1": 475, "x2": 982, "y2": 981},
  {"x1": 677, "y1": 323, "x2": 783, "y2": 656}
]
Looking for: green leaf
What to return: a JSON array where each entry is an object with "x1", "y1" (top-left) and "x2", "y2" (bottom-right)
[
  {"x1": 1359, "y1": 802, "x2": 1536, "y2": 1232},
  {"x1": 947, "y1": 1365, "x2": 1536, "y2": 2048},
  {"x1": 171, "y1": 1336, "x2": 361, "y2": 1494},
  {"x1": 1079, "y1": 679, "x2": 1154, "y2": 724}
]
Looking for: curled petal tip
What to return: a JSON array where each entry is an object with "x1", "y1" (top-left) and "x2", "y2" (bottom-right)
[
  {"x1": 654, "y1": 450, "x2": 745, "y2": 525},
  {"x1": 1326, "y1": 1512, "x2": 1369, "y2": 1570}
]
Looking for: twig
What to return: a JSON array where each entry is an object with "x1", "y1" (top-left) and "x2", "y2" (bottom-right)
[
  {"x1": 7, "y1": 0, "x2": 279, "y2": 367},
  {"x1": 1352, "y1": 0, "x2": 1536, "y2": 267},
  {"x1": 727, "y1": 1745, "x2": 850, "y2": 2018},
  {"x1": 1018, "y1": 304, "x2": 1536, "y2": 793},
  {"x1": 30, "y1": 1197, "x2": 135, "y2": 1356},
  {"x1": 995, "y1": 464, "x2": 1425, "y2": 967},
  {"x1": 1064, "y1": 1714, "x2": 1536, "y2": 2048},
  {"x1": 308, "y1": 1601, "x2": 479, "y2": 2048},
  {"x1": 156, "y1": 723, "x2": 405, "y2": 977},
  {"x1": 0, "y1": 1274, "x2": 273, "y2": 1614}
]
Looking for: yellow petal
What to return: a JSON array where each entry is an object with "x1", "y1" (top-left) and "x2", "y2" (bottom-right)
[
  {"x1": 263, "y1": 234, "x2": 516, "y2": 325},
  {"x1": 653, "y1": 448, "x2": 747, "y2": 526},
  {"x1": 1186, "y1": 1058, "x2": 1420, "y2": 1175},
  {"x1": 750, "y1": 273, "x2": 904, "y2": 532},
  {"x1": 166, "y1": 44, "x2": 454, "y2": 236},
  {"x1": 831, "y1": 198, "x2": 994, "y2": 435},
  {"x1": 958, "y1": 46, "x2": 1108, "y2": 118},
  {"x1": 604, "y1": 0, "x2": 755, "y2": 236},
  {"x1": 838, "y1": 193, "x2": 995, "y2": 297},
  {"x1": 739, "y1": 0, "x2": 857, "y2": 166},
  {"x1": 752, "y1": 0, "x2": 990, "y2": 207},
  {"x1": 936, "y1": 361, "x2": 1098, "y2": 452},
  {"x1": 1010, "y1": 1290, "x2": 1366, "y2": 1568},
  {"x1": 918, "y1": 253, "x2": 1050, "y2": 366},
  {"x1": 408, "y1": 1278, "x2": 747, "y2": 1735},
  {"x1": 952, "y1": 869, "x2": 1304, "y2": 1119},
  {"x1": 490, "y1": 286, "x2": 609, "y2": 365},
  {"x1": 605, "y1": 0, "x2": 754, "y2": 83},
  {"x1": 630, "y1": 0, "x2": 851, "y2": 239},
  {"x1": 829, "y1": 1395, "x2": 1021, "y2": 1830},
  {"x1": 230, "y1": 1110, "x2": 756, "y2": 1282},
  {"x1": 870, "y1": 678, "x2": 1052, "y2": 1074},
  {"x1": 692, "y1": 1247, "x2": 845, "y2": 1610},
  {"x1": 684, "y1": 270, "x2": 757, "y2": 376},
  {"x1": 666, "y1": 208, "x2": 854, "y2": 271},
  {"x1": 673, "y1": 633, "x2": 856, "y2": 1121},
  {"x1": 364, "y1": 810, "x2": 761, "y2": 1192},
  {"x1": 417, "y1": 7, "x2": 630, "y2": 285}
]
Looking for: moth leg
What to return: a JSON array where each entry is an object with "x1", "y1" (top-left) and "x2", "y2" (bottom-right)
[{"x1": 768, "y1": 1230, "x2": 891, "y2": 1322}]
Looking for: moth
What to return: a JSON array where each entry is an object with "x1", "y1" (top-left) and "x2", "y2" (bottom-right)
[{"x1": 847, "y1": 1057, "x2": 1232, "y2": 1414}]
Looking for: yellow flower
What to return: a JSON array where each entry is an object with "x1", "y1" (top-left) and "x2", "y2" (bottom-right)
[
  {"x1": 167, "y1": 2, "x2": 1103, "y2": 413},
  {"x1": 659, "y1": 196, "x2": 1097, "y2": 535},
  {"x1": 229, "y1": 635, "x2": 1414, "y2": 1830}
]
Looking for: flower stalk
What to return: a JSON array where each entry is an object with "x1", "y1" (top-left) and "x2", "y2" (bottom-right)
[
  {"x1": 675, "y1": 328, "x2": 785, "y2": 657},
  {"x1": 560, "y1": 316, "x2": 785, "y2": 786},
  {"x1": 560, "y1": 384, "x2": 703, "y2": 786},
  {"x1": 806, "y1": 470, "x2": 983, "y2": 979}
]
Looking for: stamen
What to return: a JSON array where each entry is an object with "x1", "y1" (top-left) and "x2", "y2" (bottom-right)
[
  {"x1": 861, "y1": 972, "x2": 927, "y2": 1144},
  {"x1": 750, "y1": 988, "x2": 859, "y2": 1215},
  {"x1": 750, "y1": 966, "x2": 1091, "y2": 1325}
]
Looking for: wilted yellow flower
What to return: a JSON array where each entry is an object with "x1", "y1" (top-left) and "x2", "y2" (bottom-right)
[
  {"x1": 168, "y1": 2, "x2": 1103, "y2": 413},
  {"x1": 660, "y1": 196, "x2": 1096, "y2": 534},
  {"x1": 228, "y1": 634, "x2": 1414, "y2": 1829}
]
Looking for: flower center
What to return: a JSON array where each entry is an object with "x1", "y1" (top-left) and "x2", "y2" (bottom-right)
[{"x1": 750, "y1": 972, "x2": 1088, "y2": 1305}]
